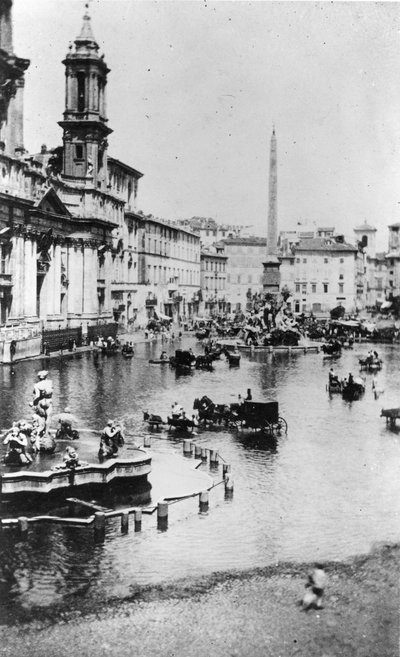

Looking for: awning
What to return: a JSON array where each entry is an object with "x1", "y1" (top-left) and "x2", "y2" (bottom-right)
[
  {"x1": 336, "y1": 320, "x2": 360, "y2": 328},
  {"x1": 154, "y1": 311, "x2": 172, "y2": 321},
  {"x1": 380, "y1": 301, "x2": 392, "y2": 310}
]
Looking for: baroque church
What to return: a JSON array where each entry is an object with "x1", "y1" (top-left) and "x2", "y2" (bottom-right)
[{"x1": 0, "y1": 1, "x2": 144, "y2": 358}]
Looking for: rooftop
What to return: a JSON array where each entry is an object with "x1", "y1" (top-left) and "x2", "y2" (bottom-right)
[
  {"x1": 295, "y1": 238, "x2": 357, "y2": 253},
  {"x1": 220, "y1": 236, "x2": 267, "y2": 246}
]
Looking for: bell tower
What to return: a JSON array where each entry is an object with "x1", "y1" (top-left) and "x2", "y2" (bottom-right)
[{"x1": 58, "y1": 3, "x2": 112, "y2": 187}]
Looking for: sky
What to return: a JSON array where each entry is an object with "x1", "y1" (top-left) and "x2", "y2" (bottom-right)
[{"x1": 12, "y1": 0, "x2": 400, "y2": 249}]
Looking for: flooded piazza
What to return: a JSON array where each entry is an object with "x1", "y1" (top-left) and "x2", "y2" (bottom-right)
[{"x1": 0, "y1": 337, "x2": 400, "y2": 621}]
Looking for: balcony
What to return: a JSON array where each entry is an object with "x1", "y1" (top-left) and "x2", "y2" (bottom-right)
[
  {"x1": 145, "y1": 297, "x2": 157, "y2": 307},
  {"x1": 0, "y1": 273, "x2": 12, "y2": 287}
]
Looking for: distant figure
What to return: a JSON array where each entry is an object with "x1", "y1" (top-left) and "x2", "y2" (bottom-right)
[
  {"x1": 245, "y1": 388, "x2": 252, "y2": 401},
  {"x1": 372, "y1": 375, "x2": 384, "y2": 399},
  {"x1": 172, "y1": 401, "x2": 183, "y2": 417},
  {"x1": 329, "y1": 367, "x2": 339, "y2": 385},
  {"x1": 301, "y1": 564, "x2": 327, "y2": 611}
]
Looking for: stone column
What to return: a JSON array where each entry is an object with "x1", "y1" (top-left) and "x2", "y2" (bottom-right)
[
  {"x1": 23, "y1": 238, "x2": 37, "y2": 319},
  {"x1": 67, "y1": 243, "x2": 84, "y2": 319},
  {"x1": 103, "y1": 250, "x2": 112, "y2": 318},
  {"x1": 53, "y1": 243, "x2": 61, "y2": 315},
  {"x1": 45, "y1": 243, "x2": 61, "y2": 318},
  {"x1": 10, "y1": 235, "x2": 24, "y2": 319},
  {"x1": 83, "y1": 244, "x2": 97, "y2": 315}
]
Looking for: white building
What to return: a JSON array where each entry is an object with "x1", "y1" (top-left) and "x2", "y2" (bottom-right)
[{"x1": 281, "y1": 236, "x2": 360, "y2": 315}]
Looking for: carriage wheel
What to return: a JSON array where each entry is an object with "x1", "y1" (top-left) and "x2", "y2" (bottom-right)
[{"x1": 275, "y1": 417, "x2": 288, "y2": 434}]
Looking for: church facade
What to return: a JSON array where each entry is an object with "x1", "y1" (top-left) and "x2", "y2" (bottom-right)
[{"x1": 0, "y1": 3, "x2": 200, "y2": 360}]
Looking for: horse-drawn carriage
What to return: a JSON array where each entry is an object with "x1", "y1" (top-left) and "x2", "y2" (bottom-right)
[
  {"x1": 169, "y1": 350, "x2": 196, "y2": 372},
  {"x1": 143, "y1": 410, "x2": 196, "y2": 432},
  {"x1": 381, "y1": 407, "x2": 400, "y2": 429},
  {"x1": 359, "y1": 357, "x2": 383, "y2": 372},
  {"x1": 218, "y1": 341, "x2": 241, "y2": 366},
  {"x1": 193, "y1": 396, "x2": 287, "y2": 436},
  {"x1": 321, "y1": 341, "x2": 342, "y2": 359},
  {"x1": 233, "y1": 400, "x2": 287, "y2": 435},
  {"x1": 342, "y1": 377, "x2": 365, "y2": 401},
  {"x1": 327, "y1": 379, "x2": 342, "y2": 394}
]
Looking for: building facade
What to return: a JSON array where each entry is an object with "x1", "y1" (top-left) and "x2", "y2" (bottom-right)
[
  {"x1": 221, "y1": 237, "x2": 266, "y2": 312},
  {"x1": 0, "y1": 3, "x2": 206, "y2": 361},
  {"x1": 200, "y1": 246, "x2": 227, "y2": 316},
  {"x1": 135, "y1": 215, "x2": 201, "y2": 324},
  {"x1": 280, "y1": 237, "x2": 360, "y2": 315},
  {"x1": 384, "y1": 223, "x2": 400, "y2": 301},
  {"x1": 176, "y1": 217, "x2": 252, "y2": 248}
]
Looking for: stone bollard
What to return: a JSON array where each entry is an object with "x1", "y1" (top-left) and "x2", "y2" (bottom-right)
[
  {"x1": 222, "y1": 463, "x2": 231, "y2": 478},
  {"x1": 144, "y1": 435, "x2": 151, "y2": 448},
  {"x1": 269, "y1": 346, "x2": 273, "y2": 353},
  {"x1": 224, "y1": 474, "x2": 234, "y2": 499},
  {"x1": 209, "y1": 450, "x2": 219, "y2": 468},
  {"x1": 18, "y1": 516, "x2": 29, "y2": 539},
  {"x1": 121, "y1": 511, "x2": 129, "y2": 534},
  {"x1": 157, "y1": 502, "x2": 168, "y2": 531},
  {"x1": 134, "y1": 508, "x2": 142, "y2": 532},
  {"x1": 94, "y1": 511, "x2": 106, "y2": 542},
  {"x1": 194, "y1": 444, "x2": 202, "y2": 458},
  {"x1": 288, "y1": 346, "x2": 292, "y2": 354},
  {"x1": 183, "y1": 440, "x2": 192, "y2": 456},
  {"x1": 201, "y1": 448, "x2": 208, "y2": 461},
  {"x1": 199, "y1": 490, "x2": 209, "y2": 513}
]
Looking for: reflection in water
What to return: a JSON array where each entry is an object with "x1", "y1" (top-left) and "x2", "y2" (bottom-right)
[{"x1": 1, "y1": 339, "x2": 400, "y2": 619}]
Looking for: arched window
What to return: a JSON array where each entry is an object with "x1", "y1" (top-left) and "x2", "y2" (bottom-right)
[{"x1": 77, "y1": 72, "x2": 86, "y2": 112}]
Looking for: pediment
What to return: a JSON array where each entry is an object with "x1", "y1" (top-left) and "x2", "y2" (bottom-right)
[{"x1": 35, "y1": 187, "x2": 71, "y2": 218}]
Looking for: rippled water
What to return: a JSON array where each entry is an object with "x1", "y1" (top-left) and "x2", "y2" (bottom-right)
[{"x1": 1, "y1": 337, "x2": 400, "y2": 618}]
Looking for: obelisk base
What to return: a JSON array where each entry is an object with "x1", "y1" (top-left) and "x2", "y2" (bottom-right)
[{"x1": 262, "y1": 258, "x2": 281, "y2": 295}]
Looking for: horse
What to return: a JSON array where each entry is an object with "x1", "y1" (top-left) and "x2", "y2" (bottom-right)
[
  {"x1": 143, "y1": 411, "x2": 164, "y2": 429},
  {"x1": 193, "y1": 396, "x2": 235, "y2": 427}
]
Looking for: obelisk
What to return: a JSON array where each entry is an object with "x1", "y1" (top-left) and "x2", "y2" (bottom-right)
[{"x1": 262, "y1": 127, "x2": 281, "y2": 294}]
